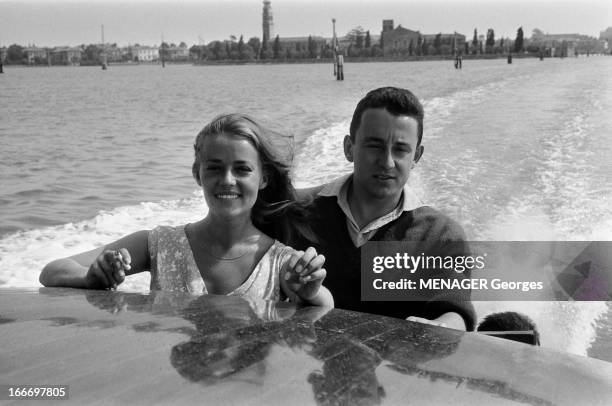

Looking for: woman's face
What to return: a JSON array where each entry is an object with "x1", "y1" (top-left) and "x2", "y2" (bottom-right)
[{"x1": 198, "y1": 133, "x2": 266, "y2": 220}]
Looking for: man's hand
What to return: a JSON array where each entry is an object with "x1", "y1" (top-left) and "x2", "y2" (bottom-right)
[
  {"x1": 406, "y1": 316, "x2": 447, "y2": 328},
  {"x1": 407, "y1": 312, "x2": 466, "y2": 330}
]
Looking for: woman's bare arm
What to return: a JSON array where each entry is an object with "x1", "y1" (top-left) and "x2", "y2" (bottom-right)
[{"x1": 40, "y1": 230, "x2": 150, "y2": 289}]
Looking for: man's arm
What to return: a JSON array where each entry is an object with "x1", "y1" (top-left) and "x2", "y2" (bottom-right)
[{"x1": 401, "y1": 207, "x2": 476, "y2": 331}]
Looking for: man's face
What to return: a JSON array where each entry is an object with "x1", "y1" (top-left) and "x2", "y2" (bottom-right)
[{"x1": 345, "y1": 108, "x2": 423, "y2": 202}]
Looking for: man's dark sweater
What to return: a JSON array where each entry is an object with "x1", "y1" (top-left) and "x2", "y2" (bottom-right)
[{"x1": 291, "y1": 195, "x2": 476, "y2": 331}]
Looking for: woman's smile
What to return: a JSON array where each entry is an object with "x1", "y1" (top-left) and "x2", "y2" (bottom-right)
[
  {"x1": 199, "y1": 134, "x2": 266, "y2": 217},
  {"x1": 215, "y1": 192, "x2": 241, "y2": 200}
]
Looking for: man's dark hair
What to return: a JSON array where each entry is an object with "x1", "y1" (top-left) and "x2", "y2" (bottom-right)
[
  {"x1": 349, "y1": 87, "x2": 425, "y2": 145},
  {"x1": 477, "y1": 311, "x2": 541, "y2": 346}
]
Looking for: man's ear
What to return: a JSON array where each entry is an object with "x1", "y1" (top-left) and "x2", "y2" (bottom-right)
[
  {"x1": 192, "y1": 162, "x2": 202, "y2": 186},
  {"x1": 412, "y1": 145, "x2": 424, "y2": 167},
  {"x1": 343, "y1": 135, "x2": 354, "y2": 162}
]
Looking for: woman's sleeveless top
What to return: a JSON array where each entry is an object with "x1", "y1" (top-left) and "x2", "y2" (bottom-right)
[{"x1": 148, "y1": 225, "x2": 294, "y2": 301}]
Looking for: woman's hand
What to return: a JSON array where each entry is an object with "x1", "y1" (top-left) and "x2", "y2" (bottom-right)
[
  {"x1": 283, "y1": 247, "x2": 326, "y2": 302},
  {"x1": 85, "y1": 248, "x2": 132, "y2": 289},
  {"x1": 40, "y1": 230, "x2": 149, "y2": 289}
]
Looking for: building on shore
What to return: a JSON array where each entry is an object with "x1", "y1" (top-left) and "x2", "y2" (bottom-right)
[
  {"x1": 276, "y1": 36, "x2": 327, "y2": 58},
  {"x1": 528, "y1": 32, "x2": 607, "y2": 56},
  {"x1": 50, "y1": 47, "x2": 82, "y2": 65},
  {"x1": 381, "y1": 21, "x2": 420, "y2": 56},
  {"x1": 104, "y1": 44, "x2": 127, "y2": 63},
  {"x1": 165, "y1": 44, "x2": 190, "y2": 61},
  {"x1": 129, "y1": 45, "x2": 159, "y2": 62},
  {"x1": 600, "y1": 27, "x2": 612, "y2": 52},
  {"x1": 381, "y1": 20, "x2": 466, "y2": 56},
  {"x1": 24, "y1": 46, "x2": 49, "y2": 65},
  {"x1": 262, "y1": 1, "x2": 274, "y2": 44}
]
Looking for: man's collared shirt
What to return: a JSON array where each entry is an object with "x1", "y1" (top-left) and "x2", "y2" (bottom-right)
[{"x1": 317, "y1": 174, "x2": 424, "y2": 247}]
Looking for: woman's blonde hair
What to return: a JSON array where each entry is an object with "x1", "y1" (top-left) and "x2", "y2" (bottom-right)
[{"x1": 192, "y1": 113, "x2": 314, "y2": 242}]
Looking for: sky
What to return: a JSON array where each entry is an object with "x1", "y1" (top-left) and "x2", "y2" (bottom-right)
[{"x1": 1, "y1": 0, "x2": 610, "y2": 47}]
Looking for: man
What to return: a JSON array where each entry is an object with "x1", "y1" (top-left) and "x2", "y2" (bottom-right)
[{"x1": 294, "y1": 87, "x2": 475, "y2": 331}]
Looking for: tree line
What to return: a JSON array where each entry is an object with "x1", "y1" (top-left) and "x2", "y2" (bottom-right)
[
  {"x1": 4, "y1": 26, "x2": 608, "y2": 66},
  {"x1": 190, "y1": 34, "x2": 337, "y2": 62}
]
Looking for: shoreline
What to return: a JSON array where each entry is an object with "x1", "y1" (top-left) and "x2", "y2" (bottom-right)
[{"x1": 3, "y1": 53, "x2": 609, "y2": 68}]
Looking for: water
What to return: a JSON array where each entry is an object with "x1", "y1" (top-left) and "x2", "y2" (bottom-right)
[{"x1": 1, "y1": 58, "x2": 611, "y2": 362}]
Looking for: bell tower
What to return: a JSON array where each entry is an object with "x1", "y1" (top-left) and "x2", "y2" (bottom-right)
[{"x1": 262, "y1": 1, "x2": 274, "y2": 43}]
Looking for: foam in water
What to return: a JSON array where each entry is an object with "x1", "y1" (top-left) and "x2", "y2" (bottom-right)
[
  {"x1": 293, "y1": 120, "x2": 353, "y2": 188},
  {"x1": 0, "y1": 191, "x2": 207, "y2": 291},
  {"x1": 473, "y1": 194, "x2": 610, "y2": 356},
  {"x1": 450, "y1": 76, "x2": 611, "y2": 357}
]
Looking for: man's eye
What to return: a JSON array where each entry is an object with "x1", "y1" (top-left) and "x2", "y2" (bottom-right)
[{"x1": 205, "y1": 166, "x2": 220, "y2": 171}]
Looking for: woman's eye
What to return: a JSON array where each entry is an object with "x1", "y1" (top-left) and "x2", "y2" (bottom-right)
[
  {"x1": 236, "y1": 166, "x2": 252, "y2": 173},
  {"x1": 205, "y1": 166, "x2": 220, "y2": 171}
]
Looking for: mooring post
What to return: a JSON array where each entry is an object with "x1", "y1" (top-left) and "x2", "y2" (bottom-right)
[{"x1": 336, "y1": 53, "x2": 344, "y2": 80}]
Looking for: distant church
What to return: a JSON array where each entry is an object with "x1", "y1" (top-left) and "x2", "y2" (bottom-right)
[
  {"x1": 262, "y1": 1, "x2": 274, "y2": 43},
  {"x1": 259, "y1": 1, "x2": 326, "y2": 58}
]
